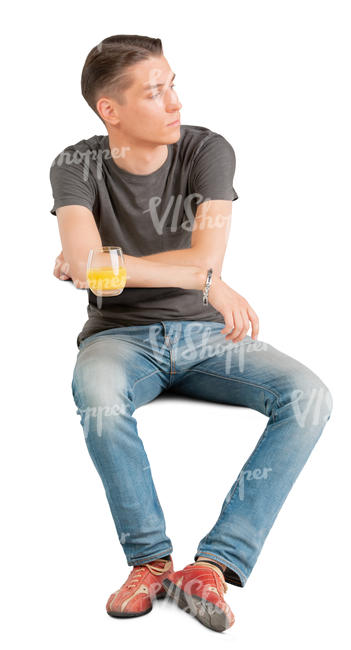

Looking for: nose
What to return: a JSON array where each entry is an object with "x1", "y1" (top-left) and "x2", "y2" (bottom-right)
[
  {"x1": 166, "y1": 88, "x2": 182, "y2": 112},
  {"x1": 167, "y1": 100, "x2": 182, "y2": 113}
]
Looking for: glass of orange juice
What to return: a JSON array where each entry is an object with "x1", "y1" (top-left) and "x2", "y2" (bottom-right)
[{"x1": 87, "y1": 246, "x2": 127, "y2": 297}]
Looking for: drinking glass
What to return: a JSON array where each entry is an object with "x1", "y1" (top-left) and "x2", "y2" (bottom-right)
[{"x1": 86, "y1": 246, "x2": 127, "y2": 297}]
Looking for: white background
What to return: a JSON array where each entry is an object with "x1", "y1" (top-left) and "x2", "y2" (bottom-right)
[{"x1": 2, "y1": 1, "x2": 350, "y2": 648}]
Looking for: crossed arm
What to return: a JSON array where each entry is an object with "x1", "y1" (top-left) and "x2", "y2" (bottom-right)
[
  {"x1": 53, "y1": 200, "x2": 259, "y2": 341},
  {"x1": 139, "y1": 199, "x2": 232, "y2": 275},
  {"x1": 55, "y1": 199, "x2": 229, "y2": 277}
]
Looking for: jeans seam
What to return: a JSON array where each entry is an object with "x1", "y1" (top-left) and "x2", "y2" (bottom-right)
[
  {"x1": 73, "y1": 377, "x2": 170, "y2": 558},
  {"x1": 83, "y1": 423, "x2": 125, "y2": 538},
  {"x1": 186, "y1": 368, "x2": 282, "y2": 405},
  {"x1": 198, "y1": 410, "x2": 276, "y2": 540},
  {"x1": 131, "y1": 369, "x2": 164, "y2": 391},
  {"x1": 222, "y1": 423, "x2": 271, "y2": 519}
]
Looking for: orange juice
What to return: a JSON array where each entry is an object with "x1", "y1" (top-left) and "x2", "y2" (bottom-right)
[{"x1": 87, "y1": 266, "x2": 127, "y2": 292}]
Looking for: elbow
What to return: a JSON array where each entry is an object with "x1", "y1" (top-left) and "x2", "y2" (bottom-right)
[{"x1": 65, "y1": 255, "x2": 90, "y2": 289}]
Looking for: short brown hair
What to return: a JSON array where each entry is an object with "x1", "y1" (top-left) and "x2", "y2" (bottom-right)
[{"x1": 81, "y1": 34, "x2": 163, "y2": 123}]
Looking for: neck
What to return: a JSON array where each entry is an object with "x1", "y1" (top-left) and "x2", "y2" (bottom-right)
[{"x1": 106, "y1": 130, "x2": 168, "y2": 175}]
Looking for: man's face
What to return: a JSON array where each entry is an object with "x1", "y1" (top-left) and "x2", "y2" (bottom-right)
[{"x1": 99, "y1": 55, "x2": 182, "y2": 144}]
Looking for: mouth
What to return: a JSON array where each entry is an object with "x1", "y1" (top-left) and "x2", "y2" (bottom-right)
[{"x1": 167, "y1": 118, "x2": 180, "y2": 126}]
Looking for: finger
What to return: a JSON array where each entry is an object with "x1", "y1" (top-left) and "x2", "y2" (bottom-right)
[
  {"x1": 232, "y1": 312, "x2": 250, "y2": 342},
  {"x1": 226, "y1": 311, "x2": 243, "y2": 341},
  {"x1": 231, "y1": 326, "x2": 246, "y2": 342},
  {"x1": 247, "y1": 306, "x2": 259, "y2": 340},
  {"x1": 61, "y1": 261, "x2": 70, "y2": 275},
  {"x1": 221, "y1": 312, "x2": 234, "y2": 335}
]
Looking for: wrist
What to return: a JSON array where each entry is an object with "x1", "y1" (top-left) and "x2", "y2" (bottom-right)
[
  {"x1": 197, "y1": 267, "x2": 208, "y2": 291},
  {"x1": 207, "y1": 271, "x2": 221, "y2": 297},
  {"x1": 199, "y1": 268, "x2": 221, "y2": 304}
]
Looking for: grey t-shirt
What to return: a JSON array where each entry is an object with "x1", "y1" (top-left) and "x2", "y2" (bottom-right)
[{"x1": 49, "y1": 124, "x2": 238, "y2": 348}]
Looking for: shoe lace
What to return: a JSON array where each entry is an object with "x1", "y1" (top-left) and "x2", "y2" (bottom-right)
[
  {"x1": 125, "y1": 558, "x2": 172, "y2": 590},
  {"x1": 193, "y1": 560, "x2": 228, "y2": 594}
]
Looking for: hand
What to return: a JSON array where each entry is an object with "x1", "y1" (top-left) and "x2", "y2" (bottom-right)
[
  {"x1": 53, "y1": 250, "x2": 71, "y2": 281},
  {"x1": 53, "y1": 251, "x2": 89, "y2": 289},
  {"x1": 207, "y1": 275, "x2": 259, "y2": 342}
]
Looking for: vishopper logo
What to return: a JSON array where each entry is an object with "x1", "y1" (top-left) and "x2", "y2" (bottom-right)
[
  {"x1": 225, "y1": 467, "x2": 273, "y2": 503},
  {"x1": 51, "y1": 144, "x2": 131, "y2": 182},
  {"x1": 163, "y1": 577, "x2": 223, "y2": 617},
  {"x1": 119, "y1": 530, "x2": 131, "y2": 544},
  {"x1": 182, "y1": 323, "x2": 268, "y2": 375},
  {"x1": 143, "y1": 194, "x2": 232, "y2": 235},
  {"x1": 144, "y1": 322, "x2": 268, "y2": 375},
  {"x1": 290, "y1": 385, "x2": 333, "y2": 427},
  {"x1": 76, "y1": 402, "x2": 126, "y2": 439}
]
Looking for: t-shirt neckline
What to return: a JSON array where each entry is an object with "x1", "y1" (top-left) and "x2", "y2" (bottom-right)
[{"x1": 103, "y1": 135, "x2": 171, "y2": 182}]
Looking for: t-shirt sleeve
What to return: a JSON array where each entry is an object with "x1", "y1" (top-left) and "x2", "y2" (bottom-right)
[
  {"x1": 49, "y1": 149, "x2": 97, "y2": 216},
  {"x1": 189, "y1": 133, "x2": 238, "y2": 205}
]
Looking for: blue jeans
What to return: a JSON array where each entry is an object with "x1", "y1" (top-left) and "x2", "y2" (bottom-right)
[{"x1": 71, "y1": 321, "x2": 333, "y2": 588}]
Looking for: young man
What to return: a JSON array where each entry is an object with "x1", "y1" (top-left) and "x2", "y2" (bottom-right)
[{"x1": 50, "y1": 34, "x2": 333, "y2": 633}]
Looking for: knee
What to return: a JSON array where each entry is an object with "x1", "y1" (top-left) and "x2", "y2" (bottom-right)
[
  {"x1": 286, "y1": 368, "x2": 333, "y2": 427},
  {"x1": 71, "y1": 359, "x2": 131, "y2": 416},
  {"x1": 71, "y1": 365, "x2": 134, "y2": 442}
]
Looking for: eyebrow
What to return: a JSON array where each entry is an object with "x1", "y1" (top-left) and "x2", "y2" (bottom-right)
[{"x1": 143, "y1": 72, "x2": 176, "y2": 91}]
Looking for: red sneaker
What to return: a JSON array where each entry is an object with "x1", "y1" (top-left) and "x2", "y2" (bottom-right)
[
  {"x1": 106, "y1": 556, "x2": 174, "y2": 618},
  {"x1": 162, "y1": 561, "x2": 235, "y2": 632}
]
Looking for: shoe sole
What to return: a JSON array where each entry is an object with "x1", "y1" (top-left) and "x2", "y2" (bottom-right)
[
  {"x1": 162, "y1": 578, "x2": 233, "y2": 632},
  {"x1": 107, "y1": 590, "x2": 166, "y2": 618}
]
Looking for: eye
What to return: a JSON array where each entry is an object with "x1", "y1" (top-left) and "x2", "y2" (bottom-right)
[{"x1": 149, "y1": 84, "x2": 176, "y2": 99}]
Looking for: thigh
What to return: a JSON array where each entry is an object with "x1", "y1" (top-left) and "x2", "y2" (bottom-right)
[
  {"x1": 169, "y1": 329, "x2": 332, "y2": 419},
  {"x1": 72, "y1": 330, "x2": 169, "y2": 412}
]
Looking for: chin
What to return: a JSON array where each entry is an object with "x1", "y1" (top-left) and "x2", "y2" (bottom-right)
[{"x1": 167, "y1": 128, "x2": 181, "y2": 143}]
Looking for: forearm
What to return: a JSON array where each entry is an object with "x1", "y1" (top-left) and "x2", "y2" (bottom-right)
[
  {"x1": 140, "y1": 248, "x2": 222, "y2": 277},
  {"x1": 123, "y1": 254, "x2": 206, "y2": 290},
  {"x1": 56, "y1": 249, "x2": 208, "y2": 291},
  {"x1": 140, "y1": 248, "x2": 199, "y2": 267}
]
